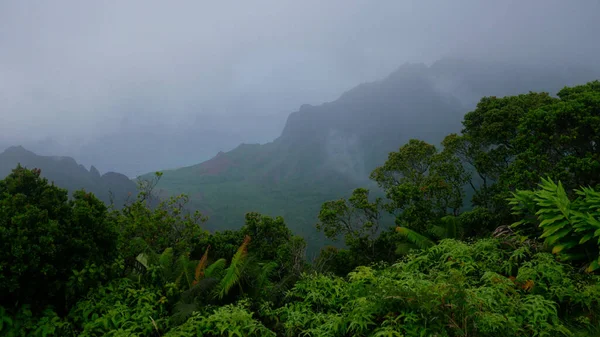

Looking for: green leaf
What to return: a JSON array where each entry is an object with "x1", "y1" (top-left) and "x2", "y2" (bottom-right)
[
  {"x1": 579, "y1": 233, "x2": 595, "y2": 244},
  {"x1": 395, "y1": 227, "x2": 435, "y2": 250}
]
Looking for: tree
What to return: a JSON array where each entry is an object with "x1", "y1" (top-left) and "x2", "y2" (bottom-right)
[
  {"x1": 508, "y1": 81, "x2": 600, "y2": 192},
  {"x1": 442, "y1": 92, "x2": 556, "y2": 211},
  {"x1": 241, "y1": 212, "x2": 307, "y2": 280},
  {"x1": 114, "y1": 173, "x2": 208, "y2": 265},
  {"x1": 370, "y1": 139, "x2": 469, "y2": 232},
  {"x1": 241, "y1": 212, "x2": 294, "y2": 262},
  {"x1": 444, "y1": 82, "x2": 600, "y2": 224},
  {"x1": 0, "y1": 165, "x2": 118, "y2": 312},
  {"x1": 316, "y1": 188, "x2": 383, "y2": 259}
]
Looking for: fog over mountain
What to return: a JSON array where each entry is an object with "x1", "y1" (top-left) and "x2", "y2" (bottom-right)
[{"x1": 1, "y1": 0, "x2": 599, "y2": 177}]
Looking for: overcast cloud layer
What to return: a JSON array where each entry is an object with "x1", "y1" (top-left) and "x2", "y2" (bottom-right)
[{"x1": 1, "y1": 0, "x2": 599, "y2": 174}]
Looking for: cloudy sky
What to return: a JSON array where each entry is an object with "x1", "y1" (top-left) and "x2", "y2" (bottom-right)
[{"x1": 0, "y1": 0, "x2": 599, "y2": 173}]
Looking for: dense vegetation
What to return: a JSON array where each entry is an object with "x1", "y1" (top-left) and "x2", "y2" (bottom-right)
[{"x1": 1, "y1": 81, "x2": 600, "y2": 336}]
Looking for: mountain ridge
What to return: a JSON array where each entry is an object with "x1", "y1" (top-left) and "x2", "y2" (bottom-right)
[{"x1": 0, "y1": 145, "x2": 137, "y2": 208}]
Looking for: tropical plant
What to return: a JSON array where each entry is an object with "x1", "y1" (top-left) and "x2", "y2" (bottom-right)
[{"x1": 510, "y1": 177, "x2": 600, "y2": 272}]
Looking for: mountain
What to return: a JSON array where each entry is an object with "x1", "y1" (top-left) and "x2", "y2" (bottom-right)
[
  {"x1": 143, "y1": 58, "x2": 600, "y2": 253},
  {"x1": 0, "y1": 146, "x2": 137, "y2": 207}
]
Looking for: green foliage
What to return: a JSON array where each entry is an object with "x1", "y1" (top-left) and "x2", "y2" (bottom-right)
[
  {"x1": 456, "y1": 206, "x2": 500, "y2": 237},
  {"x1": 315, "y1": 139, "x2": 470, "y2": 272},
  {"x1": 241, "y1": 212, "x2": 307, "y2": 277},
  {"x1": 0, "y1": 165, "x2": 118, "y2": 311},
  {"x1": 115, "y1": 174, "x2": 208, "y2": 264},
  {"x1": 68, "y1": 278, "x2": 169, "y2": 336},
  {"x1": 0, "y1": 305, "x2": 73, "y2": 337},
  {"x1": 395, "y1": 226, "x2": 435, "y2": 251},
  {"x1": 395, "y1": 215, "x2": 465, "y2": 254},
  {"x1": 195, "y1": 229, "x2": 244, "y2": 262},
  {"x1": 510, "y1": 81, "x2": 600, "y2": 191},
  {"x1": 314, "y1": 186, "x2": 409, "y2": 274},
  {"x1": 4, "y1": 81, "x2": 600, "y2": 336},
  {"x1": 164, "y1": 300, "x2": 275, "y2": 337},
  {"x1": 316, "y1": 188, "x2": 383, "y2": 258},
  {"x1": 371, "y1": 139, "x2": 470, "y2": 233},
  {"x1": 445, "y1": 81, "x2": 600, "y2": 224},
  {"x1": 217, "y1": 235, "x2": 251, "y2": 300},
  {"x1": 510, "y1": 177, "x2": 600, "y2": 272},
  {"x1": 263, "y1": 239, "x2": 600, "y2": 336}
]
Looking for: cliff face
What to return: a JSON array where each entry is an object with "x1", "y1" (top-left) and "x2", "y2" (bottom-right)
[
  {"x1": 274, "y1": 62, "x2": 464, "y2": 181},
  {"x1": 0, "y1": 146, "x2": 137, "y2": 208}
]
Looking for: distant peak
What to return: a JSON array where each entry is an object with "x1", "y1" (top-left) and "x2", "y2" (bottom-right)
[
  {"x1": 7, "y1": 145, "x2": 26, "y2": 151},
  {"x1": 386, "y1": 62, "x2": 429, "y2": 79},
  {"x1": 2, "y1": 145, "x2": 34, "y2": 155},
  {"x1": 90, "y1": 165, "x2": 101, "y2": 178}
]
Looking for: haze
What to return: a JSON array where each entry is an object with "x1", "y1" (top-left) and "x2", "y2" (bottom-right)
[{"x1": 1, "y1": 0, "x2": 599, "y2": 176}]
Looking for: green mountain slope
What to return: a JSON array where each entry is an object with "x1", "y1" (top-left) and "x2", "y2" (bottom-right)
[
  {"x1": 0, "y1": 146, "x2": 137, "y2": 208},
  {"x1": 145, "y1": 58, "x2": 600, "y2": 253}
]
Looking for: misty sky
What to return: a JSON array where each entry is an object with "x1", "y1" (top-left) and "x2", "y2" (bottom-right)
[{"x1": 1, "y1": 0, "x2": 599, "y2": 160}]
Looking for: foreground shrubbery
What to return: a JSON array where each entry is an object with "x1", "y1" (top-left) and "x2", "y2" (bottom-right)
[
  {"x1": 2, "y1": 81, "x2": 600, "y2": 336},
  {"x1": 264, "y1": 239, "x2": 600, "y2": 336},
  {"x1": 2, "y1": 238, "x2": 599, "y2": 336}
]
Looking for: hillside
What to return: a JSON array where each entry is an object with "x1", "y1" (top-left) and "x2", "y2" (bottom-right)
[
  {"x1": 145, "y1": 58, "x2": 600, "y2": 252},
  {"x1": 0, "y1": 146, "x2": 137, "y2": 208}
]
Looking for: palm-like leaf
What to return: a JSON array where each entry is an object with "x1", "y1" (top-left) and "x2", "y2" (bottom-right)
[
  {"x1": 396, "y1": 227, "x2": 435, "y2": 250},
  {"x1": 395, "y1": 242, "x2": 419, "y2": 255},
  {"x1": 255, "y1": 261, "x2": 278, "y2": 290},
  {"x1": 192, "y1": 245, "x2": 210, "y2": 286},
  {"x1": 205, "y1": 258, "x2": 227, "y2": 278},
  {"x1": 174, "y1": 253, "x2": 195, "y2": 289},
  {"x1": 159, "y1": 247, "x2": 174, "y2": 269},
  {"x1": 216, "y1": 235, "x2": 251, "y2": 299},
  {"x1": 429, "y1": 216, "x2": 460, "y2": 241}
]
